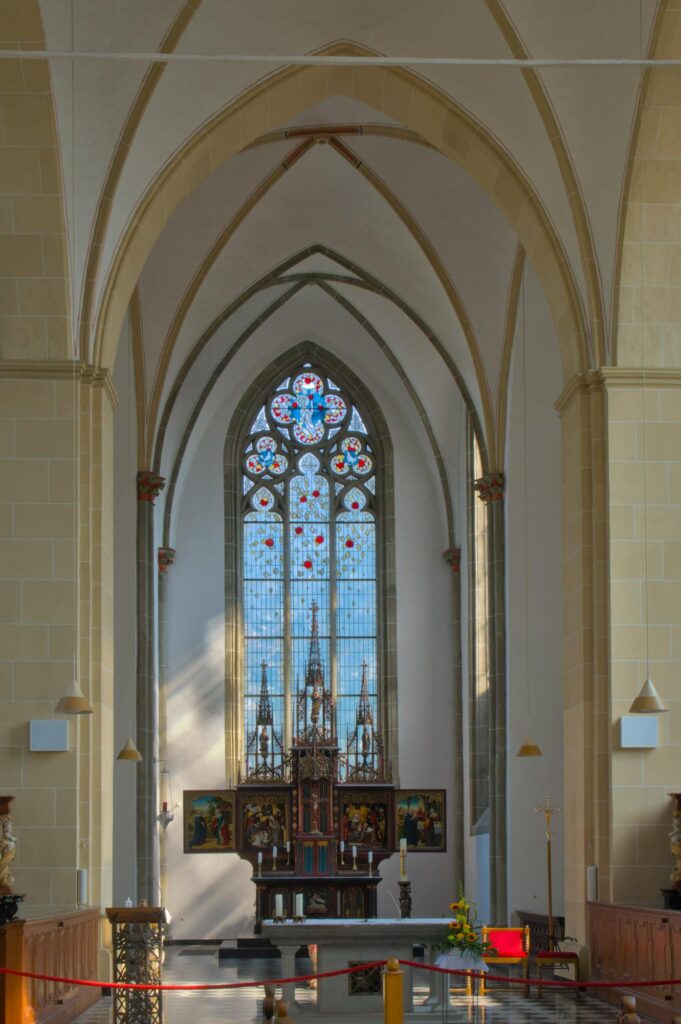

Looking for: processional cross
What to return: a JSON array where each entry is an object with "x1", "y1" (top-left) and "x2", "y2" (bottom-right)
[{"x1": 534, "y1": 796, "x2": 560, "y2": 951}]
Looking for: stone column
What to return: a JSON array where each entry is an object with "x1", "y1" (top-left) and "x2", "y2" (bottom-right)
[
  {"x1": 443, "y1": 547, "x2": 464, "y2": 889},
  {"x1": 136, "y1": 471, "x2": 165, "y2": 904},
  {"x1": 474, "y1": 473, "x2": 507, "y2": 923},
  {"x1": 157, "y1": 546, "x2": 175, "y2": 910},
  {"x1": 555, "y1": 373, "x2": 608, "y2": 945}
]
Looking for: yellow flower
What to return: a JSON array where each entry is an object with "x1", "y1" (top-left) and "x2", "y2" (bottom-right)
[
  {"x1": 450, "y1": 902, "x2": 460, "y2": 911},
  {"x1": 467, "y1": 933, "x2": 476, "y2": 943}
]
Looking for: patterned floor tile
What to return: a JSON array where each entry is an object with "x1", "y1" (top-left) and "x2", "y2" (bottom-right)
[{"x1": 73, "y1": 949, "x2": 621, "y2": 1023}]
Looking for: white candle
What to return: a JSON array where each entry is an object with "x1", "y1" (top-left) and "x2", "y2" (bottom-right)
[
  {"x1": 257, "y1": 851, "x2": 263, "y2": 864},
  {"x1": 399, "y1": 837, "x2": 407, "y2": 881},
  {"x1": 275, "y1": 894, "x2": 283, "y2": 918},
  {"x1": 286, "y1": 841, "x2": 291, "y2": 853},
  {"x1": 352, "y1": 845, "x2": 357, "y2": 859},
  {"x1": 368, "y1": 851, "x2": 373, "y2": 863},
  {"x1": 273, "y1": 845, "x2": 278, "y2": 859},
  {"x1": 340, "y1": 841, "x2": 345, "y2": 852},
  {"x1": 295, "y1": 893, "x2": 304, "y2": 918}
]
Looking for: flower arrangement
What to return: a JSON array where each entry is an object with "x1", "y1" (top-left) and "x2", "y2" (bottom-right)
[{"x1": 439, "y1": 887, "x2": 497, "y2": 960}]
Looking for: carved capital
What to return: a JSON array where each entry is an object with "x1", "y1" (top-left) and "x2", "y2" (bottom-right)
[
  {"x1": 474, "y1": 473, "x2": 504, "y2": 504},
  {"x1": 158, "y1": 547, "x2": 176, "y2": 573},
  {"x1": 443, "y1": 547, "x2": 461, "y2": 573},
  {"x1": 137, "y1": 470, "x2": 165, "y2": 503}
]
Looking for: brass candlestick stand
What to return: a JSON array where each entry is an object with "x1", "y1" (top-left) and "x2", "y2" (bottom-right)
[
  {"x1": 398, "y1": 880, "x2": 412, "y2": 918},
  {"x1": 534, "y1": 796, "x2": 560, "y2": 951},
  {"x1": 352, "y1": 849, "x2": 358, "y2": 871}
]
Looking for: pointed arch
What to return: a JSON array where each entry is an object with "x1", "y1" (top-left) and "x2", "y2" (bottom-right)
[
  {"x1": 224, "y1": 341, "x2": 398, "y2": 784},
  {"x1": 94, "y1": 42, "x2": 588, "y2": 386}
]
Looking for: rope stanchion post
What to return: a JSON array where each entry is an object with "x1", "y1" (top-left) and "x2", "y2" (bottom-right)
[
  {"x1": 276, "y1": 997, "x2": 292, "y2": 1022},
  {"x1": 383, "y1": 957, "x2": 403, "y2": 1024}
]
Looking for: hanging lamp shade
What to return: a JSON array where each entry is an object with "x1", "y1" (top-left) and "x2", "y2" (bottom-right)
[
  {"x1": 629, "y1": 679, "x2": 667, "y2": 714},
  {"x1": 116, "y1": 736, "x2": 143, "y2": 761},
  {"x1": 516, "y1": 736, "x2": 543, "y2": 757},
  {"x1": 55, "y1": 680, "x2": 94, "y2": 715}
]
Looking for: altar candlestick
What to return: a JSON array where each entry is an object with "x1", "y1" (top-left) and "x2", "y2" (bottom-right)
[
  {"x1": 257, "y1": 851, "x2": 263, "y2": 877},
  {"x1": 368, "y1": 850, "x2": 373, "y2": 876},
  {"x1": 274, "y1": 894, "x2": 283, "y2": 919},
  {"x1": 295, "y1": 893, "x2": 304, "y2": 918},
  {"x1": 352, "y1": 845, "x2": 357, "y2": 871},
  {"x1": 272, "y1": 845, "x2": 278, "y2": 871},
  {"x1": 286, "y1": 840, "x2": 291, "y2": 866},
  {"x1": 339, "y1": 839, "x2": 345, "y2": 865}
]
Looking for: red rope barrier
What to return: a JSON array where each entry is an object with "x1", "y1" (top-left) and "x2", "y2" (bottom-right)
[
  {"x1": 0, "y1": 960, "x2": 386, "y2": 992},
  {"x1": 399, "y1": 959, "x2": 681, "y2": 990},
  {"x1": 1, "y1": 958, "x2": 679, "y2": 993}
]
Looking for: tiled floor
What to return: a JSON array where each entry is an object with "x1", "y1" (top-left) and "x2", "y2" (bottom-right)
[{"x1": 74, "y1": 948, "x2": 620, "y2": 1023}]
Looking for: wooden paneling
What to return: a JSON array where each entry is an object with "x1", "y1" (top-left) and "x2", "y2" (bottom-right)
[
  {"x1": 588, "y1": 902, "x2": 681, "y2": 1023},
  {"x1": 0, "y1": 909, "x2": 101, "y2": 1024}
]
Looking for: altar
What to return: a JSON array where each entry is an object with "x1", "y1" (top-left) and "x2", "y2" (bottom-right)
[{"x1": 261, "y1": 917, "x2": 460, "y2": 1015}]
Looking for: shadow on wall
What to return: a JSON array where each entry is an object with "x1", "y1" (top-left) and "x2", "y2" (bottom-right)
[{"x1": 163, "y1": 614, "x2": 257, "y2": 939}]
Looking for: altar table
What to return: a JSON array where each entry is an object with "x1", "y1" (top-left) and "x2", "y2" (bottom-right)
[{"x1": 261, "y1": 917, "x2": 453, "y2": 1014}]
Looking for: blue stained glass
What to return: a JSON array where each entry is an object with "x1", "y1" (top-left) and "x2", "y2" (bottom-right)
[
  {"x1": 243, "y1": 520, "x2": 283, "y2": 579},
  {"x1": 244, "y1": 580, "x2": 283, "y2": 637},
  {"x1": 241, "y1": 365, "x2": 378, "y2": 757},
  {"x1": 336, "y1": 516, "x2": 375, "y2": 579},
  {"x1": 290, "y1": 521, "x2": 330, "y2": 579},
  {"x1": 244, "y1": 640, "x2": 284, "y2": 695},
  {"x1": 290, "y1": 474, "x2": 329, "y2": 522},
  {"x1": 349, "y1": 407, "x2": 367, "y2": 434},
  {"x1": 251, "y1": 406, "x2": 268, "y2": 432},
  {"x1": 291, "y1": 582, "x2": 330, "y2": 637},
  {"x1": 337, "y1": 581, "x2": 376, "y2": 637},
  {"x1": 337, "y1": 639, "x2": 377, "y2": 696}
]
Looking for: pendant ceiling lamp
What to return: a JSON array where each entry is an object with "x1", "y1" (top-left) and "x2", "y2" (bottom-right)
[
  {"x1": 516, "y1": 261, "x2": 542, "y2": 758},
  {"x1": 55, "y1": 50, "x2": 92, "y2": 721},
  {"x1": 629, "y1": 41, "x2": 667, "y2": 719},
  {"x1": 630, "y1": 678, "x2": 667, "y2": 715},
  {"x1": 55, "y1": 680, "x2": 94, "y2": 715},
  {"x1": 117, "y1": 735, "x2": 143, "y2": 761}
]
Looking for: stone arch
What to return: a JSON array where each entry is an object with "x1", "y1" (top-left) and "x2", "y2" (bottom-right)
[
  {"x1": 222, "y1": 340, "x2": 399, "y2": 781},
  {"x1": 613, "y1": 3, "x2": 681, "y2": 368},
  {"x1": 94, "y1": 42, "x2": 589, "y2": 384}
]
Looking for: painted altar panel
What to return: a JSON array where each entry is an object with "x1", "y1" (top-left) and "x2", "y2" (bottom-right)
[
  {"x1": 395, "y1": 789, "x2": 446, "y2": 851},
  {"x1": 237, "y1": 789, "x2": 291, "y2": 850},
  {"x1": 183, "y1": 790, "x2": 236, "y2": 853}
]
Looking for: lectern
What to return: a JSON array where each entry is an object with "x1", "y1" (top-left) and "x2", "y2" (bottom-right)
[{"x1": 106, "y1": 906, "x2": 169, "y2": 1024}]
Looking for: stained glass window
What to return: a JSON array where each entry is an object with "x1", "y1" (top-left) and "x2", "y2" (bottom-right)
[{"x1": 241, "y1": 365, "x2": 378, "y2": 751}]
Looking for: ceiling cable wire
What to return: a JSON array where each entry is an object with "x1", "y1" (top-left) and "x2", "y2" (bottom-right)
[{"x1": 1, "y1": 50, "x2": 680, "y2": 67}]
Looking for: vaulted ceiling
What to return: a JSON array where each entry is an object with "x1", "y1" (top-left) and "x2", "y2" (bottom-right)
[{"x1": 39, "y1": 0, "x2": 660, "y2": 483}]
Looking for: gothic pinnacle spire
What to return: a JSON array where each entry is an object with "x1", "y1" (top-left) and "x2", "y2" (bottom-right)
[{"x1": 256, "y1": 660, "x2": 273, "y2": 725}]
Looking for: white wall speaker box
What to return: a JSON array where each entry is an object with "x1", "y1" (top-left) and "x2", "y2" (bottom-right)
[
  {"x1": 619, "y1": 715, "x2": 658, "y2": 749},
  {"x1": 29, "y1": 719, "x2": 69, "y2": 752}
]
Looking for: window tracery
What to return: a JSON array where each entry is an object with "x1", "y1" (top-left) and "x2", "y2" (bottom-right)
[{"x1": 240, "y1": 364, "x2": 378, "y2": 755}]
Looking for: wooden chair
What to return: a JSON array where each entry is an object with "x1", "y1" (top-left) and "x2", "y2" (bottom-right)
[
  {"x1": 480, "y1": 925, "x2": 530, "y2": 996},
  {"x1": 535, "y1": 947, "x2": 583, "y2": 998}
]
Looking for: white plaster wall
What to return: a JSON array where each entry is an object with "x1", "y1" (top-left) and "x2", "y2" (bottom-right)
[
  {"x1": 112, "y1": 313, "x2": 140, "y2": 904},
  {"x1": 506, "y1": 265, "x2": 564, "y2": 922},
  {"x1": 161, "y1": 326, "x2": 457, "y2": 938}
]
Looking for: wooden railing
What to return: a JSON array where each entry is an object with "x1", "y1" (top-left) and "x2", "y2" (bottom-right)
[
  {"x1": 588, "y1": 901, "x2": 681, "y2": 1023},
  {"x1": 0, "y1": 908, "x2": 101, "y2": 1024}
]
